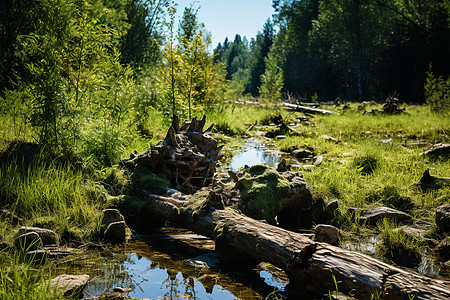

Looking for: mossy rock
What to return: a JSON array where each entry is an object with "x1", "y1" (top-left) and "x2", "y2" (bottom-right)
[
  {"x1": 238, "y1": 165, "x2": 311, "y2": 224},
  {"x1": 131, "y1": 164, "x2": 171, "y2": 195}
]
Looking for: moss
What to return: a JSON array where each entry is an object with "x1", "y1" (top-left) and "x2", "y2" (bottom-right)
[
  {"x1": 131, "y1": 164, "x2": 170, "y2": 195},
  {"x1": 180, "y1": 189, "x2": 209, "y2": 215},
  {"x1": 238, "y1": 165, "x2": 292, "y2": 223}
]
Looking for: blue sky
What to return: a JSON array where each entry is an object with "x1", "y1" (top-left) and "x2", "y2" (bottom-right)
[{"x1": 174, "y1": 0, "x2": 275, "y2": 48}]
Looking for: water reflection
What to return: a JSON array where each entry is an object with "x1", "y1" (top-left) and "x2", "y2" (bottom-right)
[{"x1": 226, "y1": 139, "x2": 282, "y2": 172}]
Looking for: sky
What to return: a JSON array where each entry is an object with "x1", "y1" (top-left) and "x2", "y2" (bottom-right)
[{"x1": 174, "y1": 0, "x2": 275, "y2": 48}]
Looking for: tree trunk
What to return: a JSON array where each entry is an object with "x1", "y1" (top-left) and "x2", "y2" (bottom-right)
[{"x1": 143, "y1": 194, "x2": 450, "y2": 299}]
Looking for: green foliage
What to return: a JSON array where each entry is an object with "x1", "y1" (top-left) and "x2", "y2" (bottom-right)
[
  {"x1": 272, "y1": 0, "x2": 450, "y2": 102},
  {"x1": 425, "y1": 66, "x2": 450, "y2": 113},
  {"x1": 131, "y1": 164, "x2": 171, "y2": 195},
  {"x1": 353, "y1": 153, "x2": 380, "y2": 175},
  {"x1": 157, "y1": 4, "x2": 225, "y2": 120},
  {"x1": 259, "y1": 51, "x2": 284, "y2": 102},
  {"x1": 0, "y1": 258, "x2": 64, "y2": 300}
]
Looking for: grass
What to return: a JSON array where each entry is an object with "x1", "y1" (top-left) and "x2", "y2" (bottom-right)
[
  {"x1": 0, "y1": 102, "x2": 449, "y2": 298},
  {"x1": 0, "y1": 157, "x2": 105, "y2": 242},
  {"x1": 376, "y1": 219, "x2": 426, "y2": 267},
  {"x1": 274, "y1": 106, "x2": 450, "y2": 222}
]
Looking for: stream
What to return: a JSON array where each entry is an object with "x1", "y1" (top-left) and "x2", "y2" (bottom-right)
[{"x1": 70, "y1": 135, "x2": 447, "y2": 299}]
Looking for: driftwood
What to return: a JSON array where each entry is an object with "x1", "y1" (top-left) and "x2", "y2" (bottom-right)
[
  {"x1": 121, "y1": 115, "x2": 222, "y2": 192},
  {"x1": 284, "y1": 102, "x2": 335, "y2": 115},
  {"x1": 143, "y1": 194, "x2": 450, "y2": 299}
]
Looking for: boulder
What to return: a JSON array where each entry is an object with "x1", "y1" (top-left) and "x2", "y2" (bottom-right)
[
  {"x1": 15, "y1": 232, "x2": 42, "y2": 251},
  {"x1": 326, "y1": 199, "x2": 339, "y2": 213},
  {"x1": 436, "y1": 237, "x2": 450, "y2": 262},
  {"x1": 49, "y1": 274, "x2": 89, "y2": 298},
  {"x1": 436, "y1": 204, "x2": 450, "y2": 233},
  {"x1": 103, "y1": 221, "x2": 126, "y2": 243},
  {"x1": 25, "y1": 249, "x2": 47, "y2": 264},
  {"x1": 421, "y1": 143, "x2": 450, "y2": 159},
  {"x1": 19, "y1": 226, "x2": 59, "y2": 246},
  {"x1": 359, "y1": 206, "x2": 412, "y2": 226},
  {"x1": 395, "y1": 219, "x2": 435, "y2": 245},
  {"x1": 233, "y1": 165, "x2": 313, "y2": 225},
  {"x1": 291, "y1": 149, "x2": 314, "y2": 160},
  {"x1": 101, "y1": 209, "x2": 125, "y2": 229},
  {"x1": 313, "y1": 224, "x2": 340, "y2": 245}
]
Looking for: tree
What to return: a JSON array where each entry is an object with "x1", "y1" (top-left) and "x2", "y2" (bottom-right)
[
  {"x1": 259, "y1": 50, "x2": 284, "y2": 102},
  {"x1": 246, "y1": 19, "x2": 274, "y2": 96}
]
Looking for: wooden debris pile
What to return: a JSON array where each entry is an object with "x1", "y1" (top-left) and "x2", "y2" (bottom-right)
[
  {"x1": 383, "y1": 91, "x2": 405, "y2": 114},
  {"x1": 121, "y1": 115, "x2": 222, "y2": 193}
]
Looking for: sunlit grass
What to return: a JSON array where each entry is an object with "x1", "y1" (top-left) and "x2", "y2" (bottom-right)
[{"x1": 0, "y1": 157, "x2": 104, "y2": 241}]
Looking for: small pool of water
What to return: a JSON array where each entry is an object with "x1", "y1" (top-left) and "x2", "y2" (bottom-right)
[{"x1": 225, "y1": 139, "x2": 283, "y2": 172}]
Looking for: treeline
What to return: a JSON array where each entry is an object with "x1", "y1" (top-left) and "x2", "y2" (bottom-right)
[
  {"x1": 216, "y1": 0, "x2": 450, "y2": 103},
  {"x1": 0, "y1": 0, "x2": 449, "y2": 165}
]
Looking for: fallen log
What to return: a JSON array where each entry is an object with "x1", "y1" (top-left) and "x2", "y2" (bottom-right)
[
  {"x1": 284, "y1": 102, "x2": 335, "y2": 115},
  {"x1": 144, "y1": 195, "x2": 450, "y2": 299}
]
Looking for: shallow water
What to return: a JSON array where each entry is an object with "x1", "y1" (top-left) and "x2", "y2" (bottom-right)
[
  {"x1": 341, "y1": 235, "x2": 446, "y2": 279},
  {"x1": 80, "y1": 231, "x2": 290, "y2": 299},
  {"x1": 225, "y1": 139, "x2": 283, "y2": 172}
]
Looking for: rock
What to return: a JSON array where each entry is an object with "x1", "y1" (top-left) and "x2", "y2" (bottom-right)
[
  {"x1": 326, "y1": 200, "x2": 339, "y2": 213},
  {"x1": 19, "y1": 227, "x2": 59, "y2": 246},
  {"x1": 321, "y1": 135, "x2": 339, "y2": 143},
  {"x1": 291, "y1": 149, "x2": 314, "y2": 160},
  {"x1": 103, "y1": 221, "x2": 126, "y2": 243},
  {"x1": 15, "y1": 232, "x2": 42, "y2": 251},
  {"x1": 276, "y1": 158, "x2": 288, "y2": 172},
  {"x1": 0, "y1": 209, "x2": 22, "y2": 225},
  {"x1": 359, "y1": 206, "x2": 412, "y2": 226},
  {"x1": 101, "y1": 209, "x2": 125, "y2": 229},
  {"x1": 99, "y1": 293, "x2": 129, "y2": 300},
  {"x1": 421, "y1": 143, "x2": 450, "y2": 159},
  {"x1": 313, "y1": 224, "x2": 340, "y2": 245},
  {"x1": 26, "y1": 249, "x2": 47, "y2": 264},
  {"x1": 49, "y1": 274, "x2": 89, "y2": 298},
  {"x1": 418, "y1": 169, "x2": 450, "y2": 190},
  {"x1": 436, "y1": 237, "x2": 450, "y2": 261},
  {"x1": 395, "y1": 220, "x2": 437, "y2": 247},
  {"x1": 235, "y1": 165, "x2": 313, "y2": 225},
  {"x1": 314, "y1": 156, "x2": 323, "y2": 166},
  {"x1": 436, "y1": 204, "x2": 450, "y2": 233},
  {"x1": 112, "y1": 287, "x2": 133, "y2": 293},
  {"x1": 186, "y1": 252, "x2": 221, "y2": 270}
]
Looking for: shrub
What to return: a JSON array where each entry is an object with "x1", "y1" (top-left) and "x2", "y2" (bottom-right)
[{"x1": 425, "y1": 66, "x2": 450, "y2": 113}]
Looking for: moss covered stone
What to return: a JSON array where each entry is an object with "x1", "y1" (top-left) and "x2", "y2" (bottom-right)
[{"x1": 238, "y1": 164, "x2": 310, "y2": 224}]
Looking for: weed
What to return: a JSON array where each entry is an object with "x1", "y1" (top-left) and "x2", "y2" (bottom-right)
[{"x1": 376, "y1": 219, "x2": 425, "y2": 267}]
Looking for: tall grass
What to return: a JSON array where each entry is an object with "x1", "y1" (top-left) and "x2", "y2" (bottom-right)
[
  {"x1": 0, "y1": 253, "x2": 65, "y2": 300},
  {"x1": 0, "y1": 157, "x2": 104, "y2": 241}
]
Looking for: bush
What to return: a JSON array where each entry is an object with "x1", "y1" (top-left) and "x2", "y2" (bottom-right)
[{"x1": 425, "y1": 67, "x2": 450, "y2": 113}]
